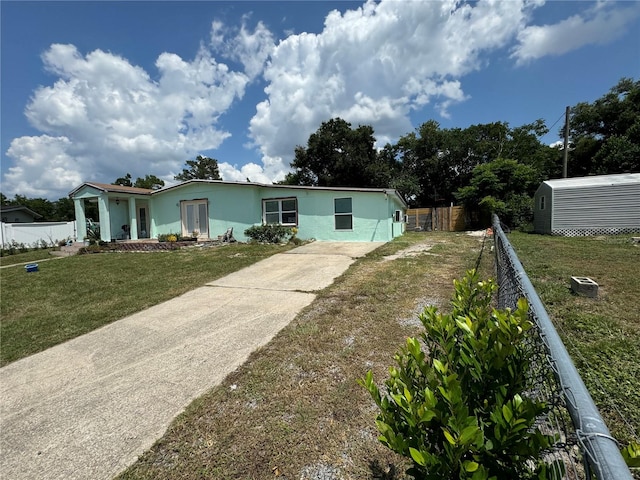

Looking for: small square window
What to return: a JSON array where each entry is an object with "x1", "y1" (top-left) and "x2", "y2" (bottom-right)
[
  {"x1": 334, "y1": 197, "x2": 352, "y2": 214},
  {"x1": 282, "y1": 199, "x2": 296, "y2": 211},
  {"x1": 265, "y1": 200, "x2": 279, "y2": 213},
  {"x1": 265, "y1": 212, "x2": 280, "y2": 224},
  {"x1": 335, "y1": 215, "x2": 353, "y2": 230}
]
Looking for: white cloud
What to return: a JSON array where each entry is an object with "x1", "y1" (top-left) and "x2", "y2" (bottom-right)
[
  {"x1": 5, "y1": 135, "x2": 83, "y2": 197},
  {"x1": 218, "y1": 161, "x2": 272, "y2": 183},
  {"x1": 6, "y1": 0, "x2": 635, "y2": 199},
  {"x1": 4, "y1": 43, "x2": 248, "y2": 199},
  {"x1": 246, "y1": 0, "x2": 536, "y2": 181},
  {"x1": 512, "y1": 2, "x2": 640, "y2": 64},
  {"x1": 210, "y1": 15, "x2": 275, "y2": 81}
]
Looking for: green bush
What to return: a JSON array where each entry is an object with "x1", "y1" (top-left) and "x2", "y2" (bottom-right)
[
  {"x1": 361, "y1": 270, "x2": 563, "y2": 480},
  {"x1": 244, "y1": 224, "x2": 293, "y2": 243},
  {"x1": 158, "y1": 232, "x2": 180, "y2": 242}
]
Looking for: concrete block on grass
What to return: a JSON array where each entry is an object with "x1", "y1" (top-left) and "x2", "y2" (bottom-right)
[{"x1": 571, "y1": 276, "x2": 598, "y2": 298}]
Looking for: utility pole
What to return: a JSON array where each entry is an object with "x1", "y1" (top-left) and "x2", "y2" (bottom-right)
[{"x1": 563, "y1": 106, "x2": 570, "y2": 178}]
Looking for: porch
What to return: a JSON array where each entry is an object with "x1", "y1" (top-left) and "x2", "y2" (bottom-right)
[{"x1": 69, "y1": 183, "x2": 154, "y2": 243}]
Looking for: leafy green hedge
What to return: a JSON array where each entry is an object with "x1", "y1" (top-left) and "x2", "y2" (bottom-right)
[
  {"x1": 361, "y1": 270, "x2": 563, "y2": 479},
  {"x1": 244, "y1": 224, "x2": 293, "y2": 244}
]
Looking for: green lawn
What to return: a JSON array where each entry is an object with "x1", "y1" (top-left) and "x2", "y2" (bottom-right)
[
  {"x1": 0, "y1": 249, "x2": 59, "y2": 266},
  {"x1": 0, "y1": 243, "x2": 292, "y2": 366},
  {"x1": 508, "y1": 232, "x2": 640, "y2": 445}
]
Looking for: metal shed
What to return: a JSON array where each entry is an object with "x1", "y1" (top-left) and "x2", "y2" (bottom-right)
[{"x1": 533, "y1": 173, "x2": 640, "y2": 236}]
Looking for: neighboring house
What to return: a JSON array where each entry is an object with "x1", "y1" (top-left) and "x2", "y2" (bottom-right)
[
  {"x1": 533, "y1": 173, "x2": 640, "y2": 236},
  {"x1": 69, "y1": 180, "x2": 407, "y2": 243},
  {"x1": 0, "y1": 205, "x2": 43, "y2": 223}
]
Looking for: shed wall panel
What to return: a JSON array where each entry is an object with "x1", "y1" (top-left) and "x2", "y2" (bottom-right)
[{"x1": 551, "y1": 184, "x2": 640, "y2": 230}]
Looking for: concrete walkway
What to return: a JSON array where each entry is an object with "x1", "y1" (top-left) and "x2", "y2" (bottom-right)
[{"x1": 0, "y1": 242, "x2": 383, "y2": 480}]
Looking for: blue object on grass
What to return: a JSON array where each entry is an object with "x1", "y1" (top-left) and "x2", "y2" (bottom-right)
[{"x1": 25, "y1": 263, "x2": 39, "y2": 272}]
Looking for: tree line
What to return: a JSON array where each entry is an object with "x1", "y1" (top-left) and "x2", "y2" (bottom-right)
[
  {"x1": 2, "y1": 77, "x2": 637, "y2": 228},
  {"x1": 282, "y1": 77, "x2": 638, "y2": 227}
]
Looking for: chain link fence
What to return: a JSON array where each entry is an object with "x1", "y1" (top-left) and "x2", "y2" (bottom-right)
[{"x1": 492, "y1": 215, "x2": 632, "y2": 480}]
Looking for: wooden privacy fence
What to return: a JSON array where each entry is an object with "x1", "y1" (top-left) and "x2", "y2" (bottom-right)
[{"x1": 406, "y1": 206, "x2": 467, "y2": 232}]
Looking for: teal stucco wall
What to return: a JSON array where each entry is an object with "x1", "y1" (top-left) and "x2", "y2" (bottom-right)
[
  {"x1": 71, "y1": 180, "x2": 406, "y2": 242},
  {"x1": 150, "y1": 182, "x2": 405, "y2": 242},
  {"x1": 151, "y1": 182, "x2": 262, "y2": 240},
  {"x1": 257, "y1": 186, "x2": 393, "y2": 242}
]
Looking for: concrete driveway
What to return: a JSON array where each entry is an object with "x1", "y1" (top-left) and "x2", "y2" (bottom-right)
[{"x1": 0, "y1": 241, "x2": 383, "y2": 480}]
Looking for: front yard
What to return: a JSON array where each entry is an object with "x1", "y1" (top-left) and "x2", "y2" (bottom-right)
[
  {"x1": 3, "y1": 231, "x2": 635, "y2": 478},
  {"x1": 0, "y1": 243, "x2": 292, "y2": 366}
]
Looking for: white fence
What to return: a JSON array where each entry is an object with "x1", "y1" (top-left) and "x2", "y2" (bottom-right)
[{"x1": 1, "y1": 221, "x2": 77, "y2": 248}]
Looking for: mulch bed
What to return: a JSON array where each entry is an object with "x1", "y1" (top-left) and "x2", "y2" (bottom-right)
[{"x1": 80, "y1": 240, "x2": 224, "y2": 254}]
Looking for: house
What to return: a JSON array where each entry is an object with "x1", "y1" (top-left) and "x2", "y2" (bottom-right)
[
  {"x1": 69, "y1": 180, "x2": 407, "y2": 243},
  {"x1": 0, "y1": 205, "x2": 43, "y2": 223},
  {"x1": 533, "y1": 173, "x2": 640, "y2": 236}
]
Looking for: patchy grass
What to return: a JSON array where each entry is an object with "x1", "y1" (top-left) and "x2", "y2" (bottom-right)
[
  {"x1": 0, "y1": 243, "x2": 291, "y2": 366},
  {"x1": 117, "y1": 232, "x2": 488, "y2": 480},
  {"x1": 508, "y1": 232, "x2": 640, "y2": 446}
]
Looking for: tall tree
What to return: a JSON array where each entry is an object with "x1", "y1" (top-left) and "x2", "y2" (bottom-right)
[
  {"x1": 282, "y1": 118, "x2": 384, "y2": 188},
  {"x1": 397, "y1": 119, "x2": 554, "y2": 206},
  {"x1": 456, "y1": 158, "x2": 541, "y2": 227},
  {"x1": 113, "y1": 173, "x2": 165, "y2": 190},
  {"x1": 174, "y1": 155, "x2": 222, "y2": 181},
  {"x1": 53, "y1": 197, "x2": 76, "y2": 221},
  {"x1": 113, "y1": 173, "x2": 133, "y2": 187},
  {"x1": 567, "y1": 77, "x2": 640, "y2": 176},
  {"x1": 133, "y1": 175, "x2": 165, "y2": 190}
]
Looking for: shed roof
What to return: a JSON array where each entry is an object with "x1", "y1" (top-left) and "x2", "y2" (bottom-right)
[{"x1": 542, "y1": 173, "x2": 640, "y2": 190}]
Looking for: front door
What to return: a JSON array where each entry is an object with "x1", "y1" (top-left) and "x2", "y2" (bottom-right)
[
  {"x1": 181, "y1": 200, "x2": 209, "y2": 238},
  {"x1": 137, "y1": 206, "x2": 150, "y2": 238}
]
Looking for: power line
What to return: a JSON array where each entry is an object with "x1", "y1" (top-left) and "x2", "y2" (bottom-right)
[{"x1": 547, "y1": 110, "x2": 566, "y2": 132}]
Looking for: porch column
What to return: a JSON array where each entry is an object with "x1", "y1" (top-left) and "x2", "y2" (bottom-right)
[
  {"x1": 128, "y1": 198, "x2": 138, "y2": 240},
  {"x1": 97, "y1": 195, "x2": 111, "y2": 242},
  {"x1": 74, "y1": 199, "x2": 87, "y2": 241}
]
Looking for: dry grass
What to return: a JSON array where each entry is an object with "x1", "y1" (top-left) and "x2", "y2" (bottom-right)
[{"x1": 118, "y1": 232, "x2": 489, "y2": 480}]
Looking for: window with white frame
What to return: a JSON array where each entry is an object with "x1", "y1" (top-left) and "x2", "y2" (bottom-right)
[
  {"x1": 334, "y1": 197, "x2": 353, "y2": 230},
  {"x1": 539, "y1": 196, "x2": 545, "y2": 210},
  {"x1": 263, "y1": 198, "x2": 297, "y2": 225}
]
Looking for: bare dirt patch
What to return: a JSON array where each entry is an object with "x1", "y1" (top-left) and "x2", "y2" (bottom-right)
[{"x1": 382, "y1": 241, "x2": 439, "y2": 261}]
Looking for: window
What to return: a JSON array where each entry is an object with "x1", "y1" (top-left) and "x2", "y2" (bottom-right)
[
  {"x1": 334, "y1": 197, "x2": 352, "y2": 230},
  {"x1": 539, "y1": 196, "x2": 545, "y2": 210},
  {"x1": 394, "y1": 210, "x2": 402, "y2": 222},
  {"x1": 263, "y1": 198, "x2": 297, "y2": 225}
]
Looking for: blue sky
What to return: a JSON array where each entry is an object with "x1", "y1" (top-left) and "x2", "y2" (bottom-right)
[{"x1": 2, "y1": 0, "x2": 639, "y2": 200}]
